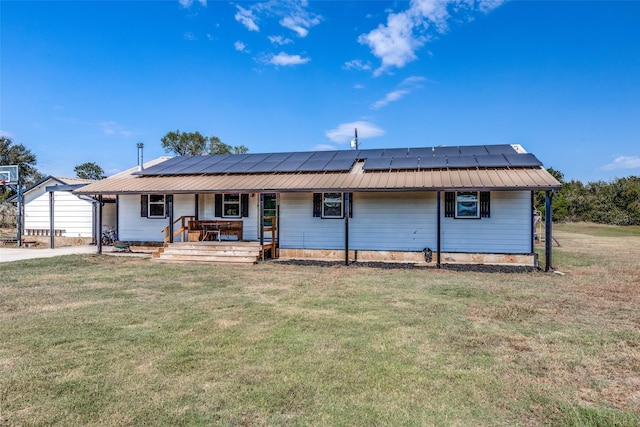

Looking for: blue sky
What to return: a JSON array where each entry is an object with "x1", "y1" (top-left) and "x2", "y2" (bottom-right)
[{"x1": 1, "y1": 0, "x2": 639, "y2": 183}]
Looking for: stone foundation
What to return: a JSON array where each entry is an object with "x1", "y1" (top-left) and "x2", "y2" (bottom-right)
[{"x1": 278, "y1": 248, "x2": 536, "y2": 267}]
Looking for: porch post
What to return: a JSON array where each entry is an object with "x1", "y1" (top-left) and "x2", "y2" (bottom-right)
[
  {"x1": 436, "y1": 191, "x2": 441, "y2": 269},
  {"x1": 194, "y1": 194, "x2": 199, "y2": 220},
  {"x1": 259, "y1": 193, "x2": 264, "y2": 260},
  {"x1": 344, "y1": 192, "x2": 350, "y2": 266},
  {"x1": 97, "y1": 195, "x2": 103, "y2": 254},
  {"x1": 530, "y1": 192, "x2": 535, "y2": 254},
  {"x1": 545, "y1": 190, "x2": 553, "y2": 272},
  {"x1": 168, "y1": 194, "x2": 174, "y2": 243},
  {"x1": 49, "y1": 190, "x2": 55, "y2": 249}
]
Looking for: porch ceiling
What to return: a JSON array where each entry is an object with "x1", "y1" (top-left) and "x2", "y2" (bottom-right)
[{"x1": 74, "y1": 167, "x2": 562, "y2": 195}]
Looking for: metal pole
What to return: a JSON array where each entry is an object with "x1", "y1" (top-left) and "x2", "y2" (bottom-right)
[
  {"x1": 49, "y1": 190, "x2": 55, "y2": 249},
  {"x1": 436, "y1": 191, "x2": 441, "y2": 268},
  {"x1": 545, "y1": 190, "x2": 553, "y2": 272},
  {"x1": 97, "y1": 195, "x2": 103, "y2": 254},
  {"x1": 16, "y1": 184, "x2": 22, "y2": 247},
  {"x1": 259, "y1": 193, "x2": 264, "y2": 260},
  {"x1": 344, "y1": 192, "x2": 350, "y2": 266}
]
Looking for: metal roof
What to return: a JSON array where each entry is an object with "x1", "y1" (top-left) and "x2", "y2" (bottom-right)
[{"x1": 74, "y1": 145, "x2": 561, "y2": 195}]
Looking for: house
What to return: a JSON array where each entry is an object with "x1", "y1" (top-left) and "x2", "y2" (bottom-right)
[
  {"x1": 9, "y1": 176, "x2": 116, "y2": 246},
  {"x1": 74, "y1": 144, "x2": 561, "y2": 269}
]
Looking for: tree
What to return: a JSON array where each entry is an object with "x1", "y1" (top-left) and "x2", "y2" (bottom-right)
[
  {"x1": 209, "y1": 136, "x2": 248, "y2": 155},
  {"x1": 0, "y1": 136, "x2": 43, "y2": 202},
  {"x1": 74, "y1": 162, "x2": 106, "y2": 180},
  {"x1": 160, "y1": 130, "x2": 209, "y2": 156}
]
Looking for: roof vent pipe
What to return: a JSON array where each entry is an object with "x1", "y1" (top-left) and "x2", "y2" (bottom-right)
[{"x1": 137, "y1": 143, "x2": 144, "y2": 172}]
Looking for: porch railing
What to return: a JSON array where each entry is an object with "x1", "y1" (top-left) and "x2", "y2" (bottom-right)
[{"x1": 162, "y1": 215, "x2": 195, "y2": 244}]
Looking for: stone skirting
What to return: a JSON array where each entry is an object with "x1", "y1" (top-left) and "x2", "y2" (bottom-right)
[{"x1": 278, "y1": 248, "x2": 536, "y2": 267}]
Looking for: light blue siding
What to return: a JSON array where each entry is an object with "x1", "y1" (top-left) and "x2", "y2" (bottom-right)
[{"x1": 441, "y1": 191, "x2": 531, "y2": 253}]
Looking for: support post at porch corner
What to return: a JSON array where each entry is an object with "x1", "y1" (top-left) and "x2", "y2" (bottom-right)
[
  {"x1": 344, "y1": 192, "x2": 350, "y2": 266},
  {"x1": 49, "y1": 190, "x2": 55, "y2": 249},
  {"x1": 97, "y1": 195, "x2": 103, "y2": 254},
  {"x1": 545, "y1": 190, "x2": 553, "y2": 272},
  {"x1": 436, "y1": 191, "x2": 441, "y2": 269},
  {"x1": 259, "y1": 193, "x2": 264, "y2": 260},
  {"x1": 168, "y1": 195, "x2": 174, "y2": 243}
]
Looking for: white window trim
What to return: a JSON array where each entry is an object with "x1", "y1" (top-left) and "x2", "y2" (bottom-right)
[
  {"x1": 222, "y1": 193, "x2": 241, "y2": 218},
  {"x1": 455, "y1": 191, "x2": 480, "y2": 219},
  {"x1": 148, "y1": 194, "x2": 166, "y2": 218},
  {"x1": 322, "y1": 192, "x2": 344, "y2": 219}
]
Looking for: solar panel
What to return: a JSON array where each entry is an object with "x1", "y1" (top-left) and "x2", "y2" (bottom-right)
[
  {"x1": 391, "y1": 157, "x2": 419, "y2": 169},
  {"x1": 446, "y1": 155, "x2": 478, "y2": 167},
  {"x1": 504, "y1": 153, "x2": 542, "y2": 167},
  {"x1": 298, "y1": 159, "x2": 331, "y2": 171},
  {"x1": 363, "y1": 157, "x2": 392, "y2": 171},
  {"x1": 382, "y1": 148, "x2": 408, "y2": 158},
  {"x1": 323, "y1": 158, "x2": 355, "y2": 171},
  {"x1": 476, "y1": 154, "x2": 511, "y2": 167},
  {"x1": 486, "y1": 144, "x2": 517, "y2": 155},
  {"x1": 420, "y1": 156, "x2": 448, "y2": 168},
  {"x1": 358, "y1": 149, "x2": 385, "y2": 159},
  {"x1": 408, "y1": 147, "x2": 433, "y2": 157},
  {"x1": 460, "y1": 146, "x2": 489, "y2": 155},
  {"x1": 433, "y1": 146, "x2": 461, "y2": 156}
]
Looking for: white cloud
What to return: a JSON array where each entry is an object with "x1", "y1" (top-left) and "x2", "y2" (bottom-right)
[
  {"x1": 359, "y1": 0, "x2": 505, "y2": 76},
  {"x1": 235, "y1": 5, "x2": 260, "y2": 32},
  {"x1": 267, "y1": 52, "x2": 310, "y2": 66},
  {"x1": 325, "y1": 121, "x2": 385, "y2": 144},
  {"x1": 234, "y1": 41, "x2": 247, "y2": 52},
  {"x1": 371, "y1": 75, "x2": 427, "y2": 109},
  {"x1": 100, "y1": 121, "x2": 135, "y2": 137},
  {"x1": 372, "y1": 89, "x2": 410, "y2": 109},
  {"x1": 183, "y1": 32, "x2": 196, "y2": 41},
  {"x1": 268, "y1": 35, "x2": 293, "y2": 45},
  {"x1": 235, "y1": 1, "x2": 321, "y2": 38},
  {"x1": 179, "y1": 0, "x2": 207, "y2": 8},
  {"x1": 0, "y1": 130, "x2": 14, "y2": 138},
  {"x1": 354, "y1": 84, "x2": 365, "y2": 90},
  {"x1": 343, "y1": 59, "x2": 372, "y2": 71},
  {"x1": 312, "y1": 144, "x2": 337, "y2": 152},
  {"x1": 602, "y1": 156, "x2": 640, "y2": 171}
]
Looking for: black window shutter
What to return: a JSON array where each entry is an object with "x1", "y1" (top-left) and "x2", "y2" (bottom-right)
[
  {"x1": 348, "y1": 193, "x2": 353, "y2": 218},
  {"x1": 313, "y1": 193, "x2": 322, "y2": 217},
  {"x1": 241, "y1": 193, "x2": 249, "y2": 217},
  {"x1": 215, "y1": 194, "x2": 222, "y2": 217},
  {"x1": 444, "y1": 192, "x2": 455, "y2": 217},
  {"x1": 140, "y1": 194, "x2": 148, "y2": 218},
  {"x1": 480, "y1": 191, "x2": 491, "y2": 218}
]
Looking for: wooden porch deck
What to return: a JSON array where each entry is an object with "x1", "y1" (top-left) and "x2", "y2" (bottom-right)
[{"x1": 153, "y1": 241, "x2": 267, "y2": 264}]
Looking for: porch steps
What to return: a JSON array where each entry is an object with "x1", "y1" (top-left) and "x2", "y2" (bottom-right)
[{"x1": 153, "y1": 241, "x2": 262, "y2": 264}]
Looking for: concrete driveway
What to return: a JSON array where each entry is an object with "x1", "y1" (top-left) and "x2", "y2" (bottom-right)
[{"x1": 0, "y1": 245, "x2": 98, "y2": 263}]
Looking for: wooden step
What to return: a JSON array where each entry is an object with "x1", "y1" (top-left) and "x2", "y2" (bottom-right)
[{"x1": 153, "y1": 241, "x2": 262, "y2": 264}]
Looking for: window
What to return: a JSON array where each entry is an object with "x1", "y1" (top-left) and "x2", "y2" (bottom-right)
[
  {"x1": 140, "y1": 194, "x2": 166, "y2": 218},
  {"x1": 322, "y1": 192, "x2": 343, "y2": 218},
  {"x1": 313, "y1": 193, "x2": 353, "y2": 219},
  {"x1": 149, "y1": 194, "x2": 166, "y2": 217},
  {"x1": 455, "y1": 191, "x2": 479, "y2": 218},
  {"x1": 214, "y1": 194, "x2": 249, "y2": 218},
  {"x1": 444, "y1": 191, "x2": 490, "y2": 219},
  {"x1": 223, "y1": 194, "x2": 241, "y2": 218}
]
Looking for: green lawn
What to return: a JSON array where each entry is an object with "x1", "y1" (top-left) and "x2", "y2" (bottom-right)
[{"x1": 1, "y1": 227, "x2": 639, "y2": 426}]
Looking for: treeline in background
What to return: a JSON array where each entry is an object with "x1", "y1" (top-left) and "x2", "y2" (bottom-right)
[{"x1": 535, "y1": 168, "x2": 640, "y2": 226}]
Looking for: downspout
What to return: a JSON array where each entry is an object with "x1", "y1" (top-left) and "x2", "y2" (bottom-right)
[
  {"x1": 436, "y1": 191, "x2": 441, "y2": 269},
  {"x1": 49, "y1": 190, "x2": 55, "y2": 249},
  {"x1": 76, "y1": 194, "x2": 100, "y2": 244},
  {"x1": 545, "y1": 190, "x2": 554, "y2": 272},
  {"x1": 115, "y1": 195, "x2": 119, "y2": 241},
  {"x1": 344, "y1": 192, "x2": 350, "y2": 266}
]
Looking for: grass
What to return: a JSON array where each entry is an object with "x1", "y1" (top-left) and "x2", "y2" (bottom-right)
[{"x1": 1, "y1": 225, "x2": 639, "y2": 426}]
